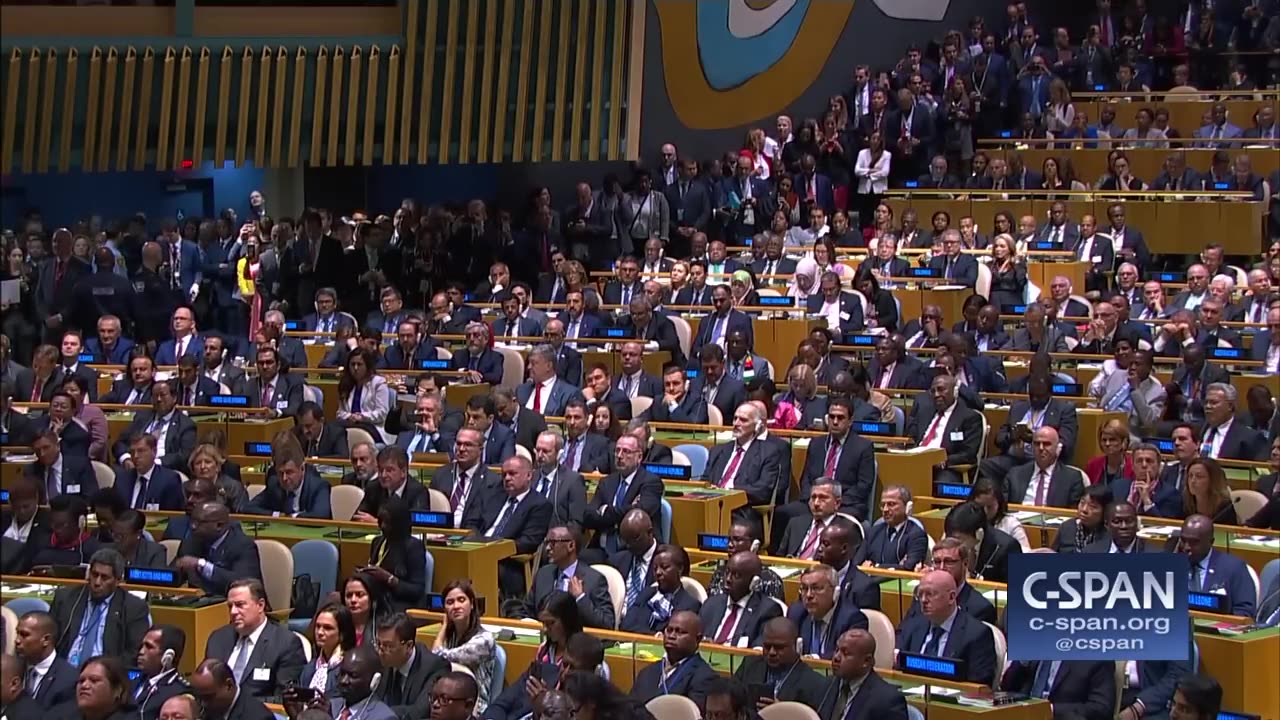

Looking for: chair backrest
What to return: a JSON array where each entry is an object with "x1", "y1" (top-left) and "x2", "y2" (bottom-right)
[
  {"x1": 630, "y1": 395, "x2": 653, "y2": 418},
  {"x1": 490, "y1": 644, "x2": 506, "y2": 701},
  {"x1": 160, "y1": 539, "x2": 181, "y2": 564},
  {"x1": 293, "y1": 631, "x2": 313, "y2": 663},
  {"x1": 975, "y1": 262, "x2": 992, "y2": 300},
  {"x1": 670, "y1": 449, "x2": 692, "y2": 467},
  {"x1": 1245, "y1": 564, "x2": 1261, "y2": 608},
  {"x1": 759, "y1": 701, "x2": 822, "y2": 720},
  {"x1": 247, "y1": 484, "x2": 266, "y2": 499},
  {"x1": 907, "y1": 705, "x2": 926, "y2": 720},
  {"x1": 3, "y1": 597, "x2": 50, "y2": 617},
  {"x1": 590, "y1": 564, "x2": 626, "y2": 629},
  {"x1": 255, "y1": 539, "x2": 295, "y2": 614},
  {"x1": 92, "y1": 461, "x2": 116, "y2": 489},
  {"x1": 330, "y1": 485, "x2": 365, "y2": 522},
  {"x1": 302, "y1": 385, "x2": 322, "y2": 405},
  {"x1": 892, "y1": 405, "x2": 905, "y2": 436},
  {"x1": 1261, "y1": 559, "x2": 1280, "y2": 604},
  {"x1": 836, "y1": 513, "x2": 866, "y2": 545},
  {"x1": 494, "y1": 347, "x2": 526, "y2": 391},
  {"x1": 423, "y1": 547, "x2": 435, "y2": 592},
  {"x1": 680, "y1": 576, "x2": 708, "y2": 603},
  {"x1": 427, "y1": 488, "x2": 452, "y2": 513},
  {"x1": 346, "y1": 427, "x2": 377, "y2": 451},
  {"x1": 659, "y1": 498, "x2": 673, "y2": 545},
  {"x1": 450, "y1": 663, "x2": 474, "y2": 678},
  {"x1": 0, "y1": 606, "x2": 15, "y2": 654},
  {"x1": 514, "y1": 445, "x2": 532, "y2": 462},
  {"x1": 862, "y1": 609, "x2": 896, "y2": 669},
  {"x1": 1070, "y1": 294, "x2": 1095, "y2": 319},
  {"x1": 707, "y1": 404, "x2": 724, "y2": 426},
  {"x1": 1231, "y1": 490, "x2": 1268, "y2": 524},
  {"x1": 435, "y1": 346, "x2": 453, "y2": 360},
  {"x1": 984, "y1": 622, "x2": 1007, "y2": 687},
  {"x1": 290, "y1": 539, "x2": 340, "y2": 601},
  {"x1": 645, "y1": 695, "x2": 700, "y2": 720},
  {"x1": 976, "y1": 413, "x2": 990, "y2": 462},
  {"x1": 669, "y1": 316, "x2": 693, "y2": 360},
  {"x1": 671, "y1": 444, "x2": 709, "y2": 479}
]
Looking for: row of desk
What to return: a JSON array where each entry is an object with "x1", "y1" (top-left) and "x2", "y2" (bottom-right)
[{"x1": 1071, "y1": 98, "x2": 1278, "y2": 139}]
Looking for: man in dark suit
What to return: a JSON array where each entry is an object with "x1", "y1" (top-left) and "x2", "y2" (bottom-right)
[
  {"x1": 205, "y1": 578, "x2": 306, "y2": 698},
  {"x1": 794, "y1": 154, "x2": 837, "y2": 216},
  {"x1": 54, "y1": 332, "x2": 99, "y2": 403},
  {"x1": 776, "y1": 479, "x2": 841, "y2": 560},
  {"x1": 929, "y1": 229, "x2": 979, "y2": 287},
  {"x1": 614, "y1": 341, "x2": 663, "y2": 399},
  {"x1": 132, "y1": 624, "x2": 190, "y2": 720},
  {"x1": 243, "y1": 346, "x2": 304, "y2": 419},
  {"x1": 189, "y1": 658, "x2": 275, "y2": 720},
  {"x1": 1179, "y1": 514, "x2": 1257, "y2": 616},
  {"x1": 689, "y1": 345, "x2": 747, "y2": 423},
  {"x1": 718, "y1": 155, "x2": 776, "y2": 242},
  {"x1": 622, "y1": 296, "x2": 686, "y2": 370},
  {"x1": 1104, "y1": 202, "x2": 1152, "y2": 272},
  {"x1": 731, "y1": 617, "x2": 828, "y2": 705},
  {"x1": 450, "y1": 323, "x2": 505, "y2": 387},
  {"x1": 1200, "y1": 383, "x2": 1268, "y2": 461},
  {"x1": 853, "y1": 486, "x2": 930, "y2": 571},
  {"x1": 665, "y1": 158, "x2": 713, "y2": 251},
  {"x1": 379, "y1": 319, "x2": 437, "y2": 371},
  {"x1": 691, "y1": 284, "x2": 754, "y2": 358},
  {"x1": 353, "y1": 446, "x2": 431, "y2": 523},
  {"x1": 787, "y1": 564, "x2": 867, "y2": 658},
  {"x1": 429, "y1": 429, "x2": 502, "y2": 529},
  {"x1": 580, "y1": 363, "x2": 632, "y2": 424},
  {"x1": 559, "y1": 400, "x2": 612, "y2": 474},
  {"x1": 907, "y1": 374, "x2": 984, "y2": 484},
  {"x1": 522, "y1": 525, "x2": 615, "y2": 629},
  {"x1": 14, "y1": 346, "x2": 62, "y2": 405},
  {"x1": 601, "y1": 255, "x2": 644, "y2": 307},
  {"x1": 35, "y1": 229, "x2": 91, "y2": 343},
  {"x1": 805, "y1": 273, "x2": 866, "y2": 336},
  {"x1": 699, "y1": 553, "x2": 783, "y2": 648},
  {"x1": 491, "y1": 296, "x2": 541, "y2": 341},
  {"x1": 463, "y1": 395, "x2": 517, "y2": 466},
  {"x1": 629, "y1": 611, "x2": 719, "y2": 705},
  {"x1": 373, "y1": 614, "x2": 450, "y2": 720},
  {"x1": 706, "y1": 401, "x2": 788, "y2": 511},
  {"x1": 1003, "y1": 425, "x2": 1085, "y2": 504},
  {"x1": 246, "y1": 447, "x2": 332, "y2": 519},
  {"x1": 903, "y1": 537, "x2": 998, "y2": 625},
  {"x1": 49, "y1": 547, "x2": 150, "y2": 664},
  {"x1": 114, "y1": 433, "x2": 186, "y2": 511},
  {"x1": 645, "y1": 365, "x2": 708, "y2": 424},
  {"x1": 815, "y1": 629, "x2": 908, "y2": 720},
  {"x1": 981, "y1": 375, "x2": 1079, "y2": 483},
  {"x1": 563, "y1": 183, "x2": 617, "y2": 270},
  {"x1": 867, "y1": 337, "x2": 928, "y2": 390},
  {"x1": 674, "y1": 260, "x2": 713, "y2": 307},
  {"x1": 112, "y1": 382, "x2": 197, "y2": 470},
  {"x1": 516, "y1": 345, "x2": 581, "y2": 417},
  {"x1": 293, "y1": 402, "x2": 349, "y2": 459},
  {"x1": 462, "y1": 455, "x2": 552, "y2": 597},
  {"x1": 491, "y1": 388, "x2": 545, "y2": 454},
  {"x1": 916, "y1": 155, "x2": 962, "y2": 190},
  {"x1": 1001, "y1": 660, "x2": 1117, "y2": 720},
  {"x1": 581, "y1": 434, "x2": 662, "y2": 558},
  {"x1": 0, "y1": 638, "x2": 43, "y2": 717},
  {"x1": 13, "y1": 611, "x2": 77, "y2": 710},
  {"x1": 174, "y1": 356, "x2": 224, "y2": 406},
  {"x1": 84, "y1": 315, "x2": 136, "y2": 366},
  {"x1": 775, "y1": 398, "x2": 877, "y2": 538},
  {"x1": 30, "y1": 392, "x2": 92, "y2": 458},
  {"x1": 1085, "y1": 501, "x2": 1156, "y2": 554},
  {"x1": 896, "y1": 570, "x2": 997, "y2": 687},
  {"x1": 25, "y1": 431, "x2": 98, "y2": 503},
  {"x1": 531, "y1": 431, "x2": 589, "y2": 532},
  {"x1": 172, "y1": 501, "x2": 264, "y2": 595},
  {"x1": 200, "y1": 335, "x2": 246, "y2": 396}
]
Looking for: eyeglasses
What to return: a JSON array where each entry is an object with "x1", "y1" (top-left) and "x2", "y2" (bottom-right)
[{"x1": 430, "y1": 693, "x2": 471, "y2": 705}]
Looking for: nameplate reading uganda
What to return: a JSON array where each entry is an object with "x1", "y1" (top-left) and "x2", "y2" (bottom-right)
[{"x1": 1006, "y1": 553, "x2": 1190, "y2": 661}]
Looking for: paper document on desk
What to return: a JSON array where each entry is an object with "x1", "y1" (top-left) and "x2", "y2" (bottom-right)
[
  {"x1": 1137, "y1": 526, "x2": 1178, "y2": 537},
  {"x1": 903, "y1": 686, "x2": 962, "y2": 697},
  {"x1": 886, "y1": 447, "x2": 934, "y2": 455},
  {"x1": 1235, "y1": 536, "x2": 1280, "y2": 549},
  {"x1": 1011, "y1": 511, "x2": 1041, "y2": 521},
  {"x1": 772, "y1": 567, "x2": 803, "y2": 579}
]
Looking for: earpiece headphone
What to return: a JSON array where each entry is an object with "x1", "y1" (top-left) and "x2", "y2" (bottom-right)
[
  {"x1": 369, "y1": 672, "x2": 382, "y2": 692},
  {"x1": 161, "y1": 649, "x2": 176, "y2": 671},
  {"x1": 749, "y1": 539, "x2": 760, "y2": 553},
  {"x1": 905, "y1": 498, "x2": 915, "y2": 516},
  {"x1": 795, "y1": 637, "x2": 804, "y2": 654}
]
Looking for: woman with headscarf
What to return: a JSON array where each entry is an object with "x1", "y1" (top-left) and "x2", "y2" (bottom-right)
[
  {"x1": 728, "y1": 269, "x2": 759, "y2": 308},
  {"x1": 787, "y1": 256, "x2": 820, "y2": 302}
]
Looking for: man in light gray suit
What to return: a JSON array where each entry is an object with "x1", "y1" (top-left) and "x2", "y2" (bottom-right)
[
  {"x1": 516, "y1": 345, "x2": 581, "y2": 417},
  {"x1": 518, "y1": 525, "x2": 615, "y2": 629},
  {"x1": 532, "y1": 431, "x2": 588, "y2": 532},
  {"x1": 1094, "y1": 348, "x2": 1166, "y2": 437}
]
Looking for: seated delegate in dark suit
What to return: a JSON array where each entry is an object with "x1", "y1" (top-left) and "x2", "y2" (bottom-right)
[
  {"x1": 643, "y1": 366, "x2": 709, "y2": 424},
  {"x1": 929, "y1": 233, "x2": 979, "y2": 287},
  {"x1": 944, "y1": 501, "x2": 1022, "y2": 584},
  {"x1": 449, "y1": 341, "x2": 505, "y2": 388},
  {"x1": 30, "y1": 400, "x2": 92, "y2": 458},
  {"x1": 522, "y1": 525, "x2": 616, "y2": 629},
  {"x1": 1002, "y1": 429, "x2": 1085, "y2": 510},
  {"x1": 731, "y1": 617, "x2": 829, "y2": 707},
  {"x1": 690, "y1": 286, "x2": 754, "y2": 358},
  {"x1": 461, "y1": 456, "x2": 552, "y2": 597},
  {"x1": 110, "y1": 383, "x2": 198, "y2": 470},
  {"x1": 704, "y1": 404, "x2": 789, "y2": 509},
  {"x1": 1178, "y1": 514, "x2": 1257, "y2": 617},
  {"x1": 698, "y1": 553, "x2": 783, "y2": 648},
  {"x1": 1001, "y1": 660, "x2": 1117, "y2": 720},
  {"x1": 113, "y1": 435, "x2": 186, "y2": 511},
  {"x1": 365, "y1": 498, "x2": 428, "y2": 613},
  {"x1": 852, "y1": 491, "x2": 929, "y2": 571},
  {"x1": 895, "y1": 570, "x2": 997, "y2": 687},
  {"x1": 620, "y1": 545, "x2": 703, "y2": 634},
  {"x1": 905, "y1": 375, "x2": 984, "y2": 484},
  {"x1": 246, "y1": 453, "x2": 333, "y2": 519},
  {"x1": 172, "y1": 501, "x2": 264, "y2": 595},
  {"x1": 242, "y1": 347, "x2": 305, "y2": 419},
  {"x1": 787, "y1": 565, "x2": 867, "y2": 659},
  {"x1": 628, "y1": 611, "x2": 719, "y2": 706},
  {"x1": 294, "y1": 402, "x2": 350, "y2": 458},
  {"x1": 687, "y1": 346, "x2": 748, "y2": 422},
  {"x1": 15, "y1": 612, "x2": 78, "y2": 710},
  {"x1": 559, "y1": 403, "x2": 612, "y2": 474},
  {"x1": 204, "y1": 578, "x2": 307, "y2": 698},
  {"x1": 805, "y1": 284, "x2": 866, "y2": 336},
  {"x1": 581, "y1": 436, "x2": 662, "y2": 556},
  {"x1": 48, "y1": 547, "x2": 151, "y2": 665},
  {"x1": 814, "y1": 629, "x2": 908, "y2": 720},
  {"x1": 25, "y1": 432, "x2": 98, "y2": 502},
  {"x1": 373, "y1": 615, "x2": 450, "y2": 720}
]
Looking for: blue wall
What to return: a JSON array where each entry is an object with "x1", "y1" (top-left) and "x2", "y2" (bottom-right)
[{"x1": 1, "y1": 162, "x2": 266, "y2": 228}]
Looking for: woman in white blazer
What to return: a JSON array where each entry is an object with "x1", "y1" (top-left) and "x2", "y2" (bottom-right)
[
  {"x1": 336, "y1": 346, "x2": 392, "y2": 443},
  {"x1": 853, "y1": 130, "x2": 892, "y2": 194}
]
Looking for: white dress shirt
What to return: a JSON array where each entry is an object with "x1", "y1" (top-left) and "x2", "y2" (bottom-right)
[
  {"x1": 525, "y1": 376, "x2": 557, "y2": 411},
  {"x1": 1023, "y1": 462, "x2": 1057, "y2": 505},
  {"x1": 227, "y1": 618, "x2": 269, "y2": 674},
  {"x1": 920, "y1": 403, "x2": 956, "y2": 449},
  {"x1": 714, "y1": 594, "x2": 750, "y2": 645}
]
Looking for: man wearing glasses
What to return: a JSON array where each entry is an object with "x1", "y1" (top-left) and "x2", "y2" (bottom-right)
[{"x1": 901, "y1": 536, "x2": 997, "y2": 625}]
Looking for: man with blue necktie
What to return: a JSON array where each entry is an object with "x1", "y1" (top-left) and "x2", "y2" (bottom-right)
[
  {"x1": 396, "y1": 395, "x2": 454, "y2": 456},
  {"x1": 1176, "y1": 514, "x2": 1256, "y2": 617},
  {"x1": 523, "y1": 525, "x2": 615, "y2": 629},
  {"x1": 581, "y1": 435, "x2": 661, "y2": 561},
  {"x1": 628, "y1": 611, "x2": 718, "y2": 706},
  {"x1": 49, "y1": 548, "x2": 150, "y2": 666}
]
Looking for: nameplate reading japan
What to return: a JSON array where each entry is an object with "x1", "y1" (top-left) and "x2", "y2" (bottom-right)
[{"x1": 1006, "y1": 553, "x2": 1189, "y2": 661}]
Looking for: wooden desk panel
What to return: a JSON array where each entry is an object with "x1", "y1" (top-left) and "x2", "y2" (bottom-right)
[{"x1": 1073, "y1": 99, "x2": 1275, "y2": 137}]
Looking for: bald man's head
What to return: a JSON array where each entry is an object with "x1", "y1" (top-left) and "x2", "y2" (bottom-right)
[{"x1": 619, "y1": 508, "x2": 655, "y2": 556}]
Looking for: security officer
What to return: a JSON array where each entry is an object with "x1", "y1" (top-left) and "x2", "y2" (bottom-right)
[
  {"x1": 132, "y1": 241, "x2": 178, "y2": 348},
  {"x1": 71, "y1": 247, "x2": 138, "y2": 335}
]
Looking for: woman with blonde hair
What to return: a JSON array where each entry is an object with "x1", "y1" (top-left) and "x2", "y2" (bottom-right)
[
  {"x1": 1086, "y1": 418, "x2": 1134, "y2": 488},
  {"x1": 188, "y1": 442, "x2": 250, "y2": 512},
  {"x1": 987, "y1": 234, "x2": 1027, "y2": 308},
  {"x1": 1045, "y1": 78, "x2": 1075, "y2": 136},
  {"x1": 744, "y1": 128, "x2": 771, "y2": 179}
]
